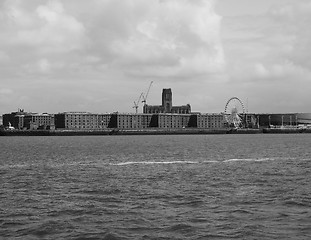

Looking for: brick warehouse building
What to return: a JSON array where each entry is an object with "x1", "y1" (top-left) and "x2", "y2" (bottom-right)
[
  {"x1": 54, "y1": 112, "x2": 116, "y2": 130},
  {"x1": 24, "y1": 113, "x2": 55, "y2": 130},
  {"x1": 53, "y1": 112, "x2": 225, "y2": 130},
  {"x1": 2, "y1": 110, "x2": 28, "y2": 129},
  {"x1": 2, "y1": 110, "x2": 54, "y2": 130},
  {"x1": 3, "y1": 111, "x2": 311, "y2": 131}
]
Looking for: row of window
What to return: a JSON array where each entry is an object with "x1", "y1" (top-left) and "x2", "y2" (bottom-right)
[
  {"x1": 58, "y1": 114, "x2": 224, "y2": 129},
  {"x1": 63, "y1": 122, "x2": 224, "y2": 129}
]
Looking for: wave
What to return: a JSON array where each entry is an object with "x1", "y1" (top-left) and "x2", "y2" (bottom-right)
[
  {"x1": 223, "y1": 158, "x2": 274, "y2": 163},
  {"x1": 3, "y1": 157, "x2": 308, "y2": 170},
  {"x1": 109, "y1": 161, "x2": 199, "y2": 166},
  {"x1": 108, "y1": 156, "x2": 310, "y2": 166},
  {"x1": 224, "y1": 157, "x2": 311, "y2": 163},
  {"x1": 109, "y1": 158, "x2": 277, "y2": 166},
  {"x1": 0, "y1": 164, "x2": 30, "y2": 169},
  {"x1": 0, "y1": 161, "x2": 98, "y2": 169}
]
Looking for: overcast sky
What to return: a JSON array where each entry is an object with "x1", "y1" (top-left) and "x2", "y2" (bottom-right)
[{"x1": 1, "y1": 0, "x2": 310, "y2": 114}]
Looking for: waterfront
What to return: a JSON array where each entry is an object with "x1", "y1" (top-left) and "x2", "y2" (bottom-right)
[{"x1": 1, "y1": 134, "x2": 311, "y2": 239}]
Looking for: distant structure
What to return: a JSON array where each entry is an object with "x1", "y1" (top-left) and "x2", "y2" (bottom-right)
[
  {"x1": 143, "y1": 88, "x2": 191, "y2": 114},
  {"x1": 52, "y1": 112, "x2": 224, "y2": 130},
  {"x1": 2, "y1": 109, "x2": 54, "y2": 130},
  {"x1": 224, "y1": 97, "x2": 245, "y2": 128},
  {"x1": 2, "y1": 89, "x2": 311, "y2": 132}
]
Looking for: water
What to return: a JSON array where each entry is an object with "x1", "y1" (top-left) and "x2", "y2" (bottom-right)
[{"x1": 0, "y1": 134, "x2": 311, "y2": 239}]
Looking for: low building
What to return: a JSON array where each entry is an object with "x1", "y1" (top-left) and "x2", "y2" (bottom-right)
[
  {"x1": 2, "y1": 110, "x2": 55, "y2": 130},
  {"x1": 117, "y1": 113, "x2": 153, "y2": 129},
  {"x1": 297, "y1": 113, "x2": 311, "y2": 125},
  {"x1": 24, "y1": 113, "x2": 54, "y2": 130},
  {"x1": 158, "y1": 114, "x2": 191, "y2": 128},
  {"x1": 243, "y1": 114, "x2": 259, "y2": 128},
  {"x1": 54, "y1": 112, "x2": 117, "y2": 130},
  {"x1": 2, "y1": 109, "x2": 33, "y2": 130},
  {"x1": 254, "y1": 113, "x2": 311, "y2": 128},
  {"x1": 54, "y1": 112, "x2": 201, "y2": 130},
  {"x1": 197, "y1": 114, "x2": 225, "y2": 129},
  {"x1": 257, "y1": 113, "x2": 298, "y2": 127}
]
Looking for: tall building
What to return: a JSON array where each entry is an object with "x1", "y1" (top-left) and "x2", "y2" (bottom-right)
[
  {"x1": 162, "y1": 88, "x2": 172, "y2": 113},
  {"x1": 143, "y1": 88, "x2": 191, "y2": 114}
]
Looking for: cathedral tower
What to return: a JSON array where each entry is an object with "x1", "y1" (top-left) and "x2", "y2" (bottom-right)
[{"x1": 162, "y1": 88, "x2": 172, "y2": 113}]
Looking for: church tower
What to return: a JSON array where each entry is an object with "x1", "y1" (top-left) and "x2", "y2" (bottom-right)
[{"x1": 162, "y1": 88, "x2": 172, "y2": 113}]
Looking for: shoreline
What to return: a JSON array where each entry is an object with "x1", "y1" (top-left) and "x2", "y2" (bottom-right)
[{"x1": 1, "y1": 128, "x2": 311, "y2": 136}]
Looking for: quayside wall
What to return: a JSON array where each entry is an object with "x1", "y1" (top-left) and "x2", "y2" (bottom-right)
[
  {"x1": 0, "y1": 128, "x2": 228, "y2": 136},
  {"x1": 2, "y1": 128, "x2": 311, "y2": 136}
]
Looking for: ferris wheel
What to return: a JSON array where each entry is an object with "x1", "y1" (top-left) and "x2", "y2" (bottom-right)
[{"x1": 224, "y1": 97, "x2": 246, "y2": 128}]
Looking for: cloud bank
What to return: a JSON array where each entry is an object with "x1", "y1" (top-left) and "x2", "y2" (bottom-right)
[
  {"x1": 0, "y1": 0, "x2": 310, "y2": 113},
  {"x1": 0, "y1": 0, "x2": 226, "y2": 113},
  {"x1": 221, "y1": 0, "x2": 311, "y2": 112},
  {"x1": 0, "y1": 0, "x2": 223, "y2": 77}
]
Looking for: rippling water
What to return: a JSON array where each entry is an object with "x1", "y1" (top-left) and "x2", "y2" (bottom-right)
[{"x1": 1, "y1": 134, "x2": 311, "y2": 239}]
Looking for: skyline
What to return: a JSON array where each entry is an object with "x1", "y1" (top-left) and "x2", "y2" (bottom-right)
[{"x1": 1, "y1": 0, "x2": 310, "y2": 114}]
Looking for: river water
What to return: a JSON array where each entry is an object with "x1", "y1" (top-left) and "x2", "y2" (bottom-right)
[{"x1": 1, "y1": 134, "x2": 311, "y2": 239}]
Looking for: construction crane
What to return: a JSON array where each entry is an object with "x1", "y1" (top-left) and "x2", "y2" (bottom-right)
[
  {"x1": 142, "y1": 81, "x2": 153, "y2": 106},
  {"x1": 133, "y1": 92, "x2": 144, "y2": 114}
]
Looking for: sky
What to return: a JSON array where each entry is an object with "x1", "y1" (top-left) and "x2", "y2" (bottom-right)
[{"x1": 0, "y1": 0, "x2": 310, "y2": 114}]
